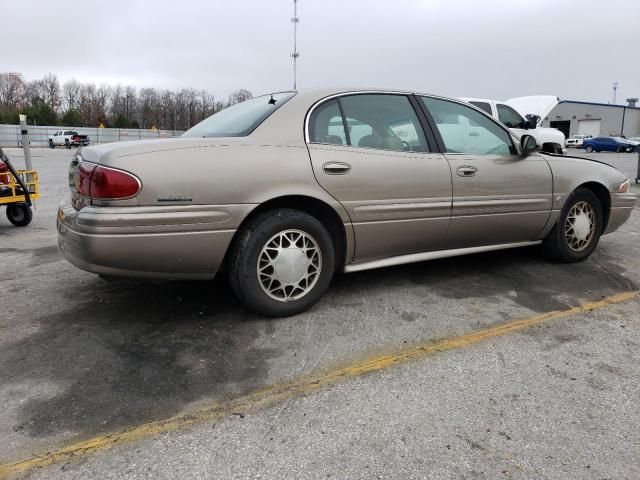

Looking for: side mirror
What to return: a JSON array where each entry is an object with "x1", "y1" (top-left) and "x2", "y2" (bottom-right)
[
  {"x1": 525, "y1": 114, "x2": 540, "y2": 130},
  {"x1": 520, "y1": 134, "x2": 540, "y2": 154}
]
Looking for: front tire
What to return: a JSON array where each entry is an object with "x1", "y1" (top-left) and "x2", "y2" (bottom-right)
[
  {"x1": 542, "y1": 188, "x2": 603, "y2": 263},
  {"x1": 585, "y1": 145, "x2": 594, "y2": 153},
  {"x1": 6, "y1": 204, "x2": 33, "y2": 227},
  {"x1": 228, "y1": 209, "x2": 335, "y2": 317},
  {"x1": 65, "y1": 139, "x2": 71, "y2": 149},
  {"x1": 49, "y1": 140, "x2": 55, "y2": 149}
]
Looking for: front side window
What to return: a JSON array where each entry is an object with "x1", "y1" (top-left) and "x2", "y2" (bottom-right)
[
  {"x1": 420, "y1": 97, "x2": 514, "y2": 155},
  {"x1": 496, "y1": 104, "x2": 525, "y2": 128},
  {"x1": 340, "y1": 94, "x2": 429, "y2": 152},
  {"x1": 469, "y1": 101, "x2": 492, "y2": 115},
  {"x1": 183, "y1": 92, "x2": 294, "y2": 138},
  {"x1": 308, "y1": 99, "x2": 347, "y2": 145}
]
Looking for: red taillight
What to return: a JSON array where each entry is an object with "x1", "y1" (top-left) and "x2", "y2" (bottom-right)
[
  {"x1": 75, "y1": 162, "x2": 96, "y2": 196},
  {"x1": 90, "y1": 165, "x2": 141, "y2": 199},
  {"x1": 76, "y1": 162, "x2": 141, "y2": 199}
]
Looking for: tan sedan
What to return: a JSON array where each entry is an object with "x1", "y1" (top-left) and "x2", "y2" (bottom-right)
[{"x1": 58, "y1": 88, "x2": 636, "y2": 316}]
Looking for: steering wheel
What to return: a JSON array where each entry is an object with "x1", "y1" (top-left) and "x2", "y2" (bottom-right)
[{"x1": 401, "y1": 141, "x2": 411, "y2": 151}]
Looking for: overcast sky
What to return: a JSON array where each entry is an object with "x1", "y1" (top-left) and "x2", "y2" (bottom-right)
[{"x1": 4, "y1": 0, "x2": 639, "y2": 103}]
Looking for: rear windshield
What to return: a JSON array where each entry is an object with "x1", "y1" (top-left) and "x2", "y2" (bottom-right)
[{"x1": 182, "y1": 92, "x2": 295, "y2": 138}]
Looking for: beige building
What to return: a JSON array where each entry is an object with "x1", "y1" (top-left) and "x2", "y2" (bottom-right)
[{"x1": 540, "y1": 100, "x2": 640, "y2": 139}]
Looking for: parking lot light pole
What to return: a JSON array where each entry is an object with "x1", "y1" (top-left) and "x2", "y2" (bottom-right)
[{"x1": 19, "y1": 114, "x2": 33, "y2": 171}]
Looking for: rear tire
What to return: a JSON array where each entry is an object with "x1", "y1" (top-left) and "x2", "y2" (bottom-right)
[
  {"x1": 6, "y1": 204, "x2": 33, "y2": 227},
  {"x1": 542, "y1": 188, "x2": 603, "y2": 263},
  {"x1": 228, "y1": 208, "x2": 335, "y2": 317}
]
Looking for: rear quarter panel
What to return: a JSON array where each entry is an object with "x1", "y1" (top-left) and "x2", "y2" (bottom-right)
[
  {"x1": 92, "y1": 138, "x2": 355, "y2": 266},
  {"x1": 96, "y1": 140, "x2": 351, "y2": 226}
]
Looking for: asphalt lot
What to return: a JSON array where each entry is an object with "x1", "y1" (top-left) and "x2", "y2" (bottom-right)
[{"x1": 1, "y1": 147, "x2": 639, "y2": 479}]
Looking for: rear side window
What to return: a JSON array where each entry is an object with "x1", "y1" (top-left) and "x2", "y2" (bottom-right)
[
  {"x1": 64, "y1": 131, "x2": 74, "y2": 135},
  {"x1": 341, "y1": 95, "x2": 429, "y2": 152},
  {"x1": 344, "y1": 94, "x2": 430, "y2": 152},
  {"x1": 308, "y1": 99, "x2": 347, "y2": 145},
  {"x1": 420, "y1": 96, "x2": 514, "y2": 155},
  {"x1": 308, "y1": 94, "x2": 430, "y2": 153},
  {"x1": 469, "y1": 101, "x2": 492, "y2": 115},
  {"x1": 183, "y1": 92, "x2": 295, "y2": 138}
]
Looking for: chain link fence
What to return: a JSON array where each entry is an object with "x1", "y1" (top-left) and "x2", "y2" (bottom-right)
[{"x1": 0, "y1": 124, "x2": 185, "y2": 148}]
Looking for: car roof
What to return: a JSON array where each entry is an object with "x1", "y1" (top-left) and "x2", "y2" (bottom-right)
[
  {"x1": 290, "y1": 87, "x2": 487, "y2": 113},
  {"x1": 459, "y1": 97, "x2": 496, "y2": 103},
  {"x1": 250, "y1": 87, "x2": 510, "y2": 144}
]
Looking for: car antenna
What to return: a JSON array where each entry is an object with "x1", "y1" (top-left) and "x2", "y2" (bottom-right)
[{"x1": 268, "y1": 94, "x2": 276, "y2": 105}]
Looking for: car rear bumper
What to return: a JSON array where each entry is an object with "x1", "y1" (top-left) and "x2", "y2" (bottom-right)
[{"x1": 57, "y1": 197, "x2": 252, "y2": 279}]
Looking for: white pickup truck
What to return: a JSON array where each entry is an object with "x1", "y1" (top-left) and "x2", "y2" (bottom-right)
[
  {"x1": 48, "y1": 130, "x2": 90, "y2": 149},
  {"x1": 460, "y1": 97, "x2": 566, "y2": 154},
  {"x1": 565, "y1": 134, "x2": 592, "y2": 148}
]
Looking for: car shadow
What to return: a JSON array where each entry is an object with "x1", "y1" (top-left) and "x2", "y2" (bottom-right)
[
  {"x1": 5, "y1": 277, "x2": 281, "y2": 442},
  {"x1": 334, "y1": 244, "x2": 636, "y2": 314},
  {"x1": 3, "y1": 243, "x2": 635, "y2": 447}
]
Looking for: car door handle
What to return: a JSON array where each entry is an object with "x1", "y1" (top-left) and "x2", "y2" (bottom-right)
[
  {"x1": 322, "y1": 162, "x2": 351, "y2": 175},
  {"x1": 456, "y1": 166, "x2": 478, "y2": 177}
]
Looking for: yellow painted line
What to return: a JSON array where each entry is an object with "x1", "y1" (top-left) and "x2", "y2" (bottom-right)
[{"x1": 1, "y1": 290, "x2": 638, "y2": 478}]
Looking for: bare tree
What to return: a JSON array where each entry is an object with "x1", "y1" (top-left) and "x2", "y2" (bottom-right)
[
  {"x1": 1, "y1": 72, "x2": 249, "y2": 129},
  {"x1": 138, "y1": 87, "x2": 158, "y2": 128},
  {"x1": 0, "y1": 73, "x2": 23, "y2": 113},
  {"x1": 227, "y1": 89, "x2": 253, "y2": 106},
  {"x1": 124, "y1": 86, "x2": 137, "y2": 122},
  {"x1": 41, "y1": 73, "x2": 61, "y2": 111},
  {"x1": 62, "y1": 78, "x2": 81, "y2": 111}
]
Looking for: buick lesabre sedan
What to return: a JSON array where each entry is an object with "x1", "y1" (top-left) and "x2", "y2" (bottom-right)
[{"x1": 58, "y1": 88, "x2": 636, "y2": 317}]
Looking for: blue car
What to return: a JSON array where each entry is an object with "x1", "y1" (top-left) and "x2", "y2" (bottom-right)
[{"x1": 582, "y1": 136, "x2": 635, "y2": 153}]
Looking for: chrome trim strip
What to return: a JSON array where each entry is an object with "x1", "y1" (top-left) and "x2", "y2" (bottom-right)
[
  {"x1": 344, "y1": 241, "x2": 542, "y2": 273},
  {"x1": 77, "y1": 210, "x2": 231, "y2": 227},
  {"x1": 453, "y1": 198, "x2": 550, "y2": 208},
  {"x1": 353, "y1": 201, "x2": 451, "y2": 215}
]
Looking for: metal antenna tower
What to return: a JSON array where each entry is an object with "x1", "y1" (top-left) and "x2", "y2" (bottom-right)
[
  {"x1": 612, "y1": 81, "x2": 619, "y2": 104},
  {"x1": 291, "y1": 0, "x2": 300, "y2": 90}
]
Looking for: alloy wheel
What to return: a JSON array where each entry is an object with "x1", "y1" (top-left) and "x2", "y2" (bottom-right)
[{"x1": 257, "y1": 229, "x2": 322, "y2": 302}]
